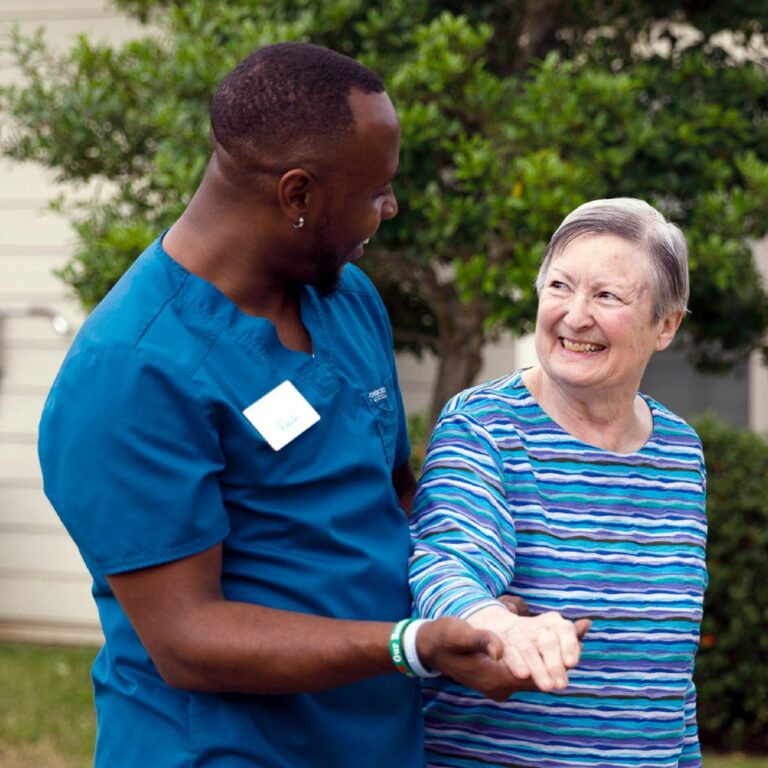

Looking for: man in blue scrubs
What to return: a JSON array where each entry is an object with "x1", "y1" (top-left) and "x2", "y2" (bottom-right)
[{"x1": 39, "y1": 43, "x2": 585, "y2": 766}]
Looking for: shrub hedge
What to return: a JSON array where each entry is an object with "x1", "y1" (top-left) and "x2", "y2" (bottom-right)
[{"x1": 693, "y1": 414, "x2": 768, "y2": 752}]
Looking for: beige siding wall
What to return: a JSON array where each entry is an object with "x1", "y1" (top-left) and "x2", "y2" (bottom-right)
[
  {"x1": 0, "y1": 0, "x2": 145, "y2": 645},
  {"x1": 749, "y1": 238, "x2": 768, "y2": 435}
]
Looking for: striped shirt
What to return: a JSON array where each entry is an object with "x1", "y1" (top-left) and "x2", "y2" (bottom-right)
[{"x1": 409, "y1": 370, "x2": 707, "y2": 768}]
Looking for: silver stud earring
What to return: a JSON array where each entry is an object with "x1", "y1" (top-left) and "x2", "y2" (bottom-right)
[{"x1": 293, "y1": 216, "x2": 305, "y2": 230}]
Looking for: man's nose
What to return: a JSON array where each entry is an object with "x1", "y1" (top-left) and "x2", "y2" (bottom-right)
[{"x1": 382, "y1": 188, "x2": 398, "y2": 220}]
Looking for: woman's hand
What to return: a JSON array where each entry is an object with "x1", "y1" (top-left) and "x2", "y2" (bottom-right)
[
  {"x1": 415, "y1": 617, "x2": 545, "y2": 701},
  {"x1": 467, "y1": 604, "x2": 591, "y2": 692}
]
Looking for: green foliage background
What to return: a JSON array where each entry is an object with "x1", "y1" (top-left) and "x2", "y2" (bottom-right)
[
  {"x1": 2, "y1": 1, "x2": 768, "y2": 421},
  {"x1": 694, "y1": 415, "x2": 768, "y2": 752},
  {"x1": 0, "y1": 642, "x2": 96, "y2": 765}
]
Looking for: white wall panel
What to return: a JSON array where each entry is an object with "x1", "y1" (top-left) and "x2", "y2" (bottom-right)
[
  {"x1": 749, "y1": 237, "x2": 768, "y2": 434},
  {"x1": 0, "y1": 529, "x2": 86, "y2": 574},
  {"x1": 0, "y1": 441, "x2": 41, "y2": 481},
  {"x1": 0, "y1": 0, "x2": 138, "y2": 644},
  {"x1": 0, "y1": 158, "x2": 61, "y2": 202},
  {"x1": 395, "y1": 333, "x2": 534, "y2": 416},
  {"x1": 0, "y1": 487, "x2": 58, "y2": 527},
  {"x1": 1, "y1": 346, "x2": 67, "y2": 389},
  {"x1": 0, "y1": 208, "x2": 76, "y2": 249},
  {"x1": 0, "y1": 254, "x2": 71, "y2": 293},
  {"x1": 0, "y1": 302, "x2": 83, "y2": 341},
  {"x1": 0, "y1": 391, "x2": 46, "y2": 434},
  {"x1": 0, "y1": 576, "x2": 97, "y2": 626}
]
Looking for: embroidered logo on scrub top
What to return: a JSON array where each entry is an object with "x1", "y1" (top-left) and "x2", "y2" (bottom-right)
[
  {"x1": 243, "y1": 380, "x2": 320, "y2": 451},
  {"x1": 368, "y1": 386, "x2": 389, "y2": 407}
]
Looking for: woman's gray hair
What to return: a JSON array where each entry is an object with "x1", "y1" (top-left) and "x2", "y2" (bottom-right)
[{"x1": 535, "y1": 198, "x2": 689, "y2": 323}]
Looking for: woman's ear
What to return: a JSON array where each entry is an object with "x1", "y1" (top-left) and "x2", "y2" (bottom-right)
[{"x1": 655, "y1": 310, "x2": 685, "y2": 352}]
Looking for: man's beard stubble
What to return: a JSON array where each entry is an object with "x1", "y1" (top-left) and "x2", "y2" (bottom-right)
[{"x1": 310, "y1": 216, "x2": 344, "y2": 295}]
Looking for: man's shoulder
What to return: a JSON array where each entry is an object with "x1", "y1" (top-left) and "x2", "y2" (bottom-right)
[
  {"x1": 79, "y1": 236, "x2": 185, "y2": 346},
  {"x1": 60, "y1": 236, "x2": 215, "y2": 386}
]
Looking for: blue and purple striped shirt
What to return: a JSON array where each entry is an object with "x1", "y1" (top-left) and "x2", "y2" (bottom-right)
[{"x1": 409, "y1": 370, "x2": 707, "y2": 768}]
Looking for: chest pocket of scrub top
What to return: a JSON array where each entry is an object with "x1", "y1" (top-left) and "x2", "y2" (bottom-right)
[{"x1": 363, "y1": 376, "x2": 397, "y2": 468}]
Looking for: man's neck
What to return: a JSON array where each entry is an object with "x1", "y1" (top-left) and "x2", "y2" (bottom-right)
[{"x1": 163, "y1": 216, "x2": 312, "y2": 354}]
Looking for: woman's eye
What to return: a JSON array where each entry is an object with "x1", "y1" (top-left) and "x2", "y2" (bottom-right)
[
  {"x1": 597, "y1": 291, "x2": 619, "y2": 301},
  {"x1": 550, "y1": 281, "x2": 567, "y2": 290}
]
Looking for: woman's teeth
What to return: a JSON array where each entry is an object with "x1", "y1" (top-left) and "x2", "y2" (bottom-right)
[{"x1": 562, "y1": 338, "x2": 604, "y2": 353}]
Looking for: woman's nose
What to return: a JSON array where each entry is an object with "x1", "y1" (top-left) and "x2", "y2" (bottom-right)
[{"x1": 563, "y1": 293, "x2": 594, "y2": 328}]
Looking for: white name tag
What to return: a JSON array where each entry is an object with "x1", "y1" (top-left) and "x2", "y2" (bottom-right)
[{"x1": 243, "y1": 381, "x2": 320, "y2": 451}]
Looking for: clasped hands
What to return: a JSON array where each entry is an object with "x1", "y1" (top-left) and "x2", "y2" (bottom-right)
[
  {"x1": 417, "y1": 599, "x2": 591, "y2": 702},
  {"x1": 468, "y1": 602, "x2": 591, "y2": 691}
]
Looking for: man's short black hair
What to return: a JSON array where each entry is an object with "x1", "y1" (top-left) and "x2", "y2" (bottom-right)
[{"x1": 210, "y1": 42, "x2": 386, "y2": 170}]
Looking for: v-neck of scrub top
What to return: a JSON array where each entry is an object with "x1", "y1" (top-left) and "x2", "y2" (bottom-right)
[{"x1": 157, "y1": 241, "x2": 339, "y2": 400}]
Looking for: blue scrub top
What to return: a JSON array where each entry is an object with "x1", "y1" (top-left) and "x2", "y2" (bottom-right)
[{"x1": 39, "y1": 236, "x2": 423, "y2": 767}]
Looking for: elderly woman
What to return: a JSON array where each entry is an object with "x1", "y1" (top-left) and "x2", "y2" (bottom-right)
[{"x1": 409, "y1": 198, "x2": 707, "y2": 768}]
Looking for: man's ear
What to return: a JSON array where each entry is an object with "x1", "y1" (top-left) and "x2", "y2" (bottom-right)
[
  {"x1": 277, "y1": 168, "x2": 316, "y2": 226},
  {"x1": 655, "y1": 310, "x2": 685, "y2": 352}
]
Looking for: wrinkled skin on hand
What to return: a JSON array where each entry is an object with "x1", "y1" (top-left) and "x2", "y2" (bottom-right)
[
  {"x1": 415, "y1": 613, "x2": 590, "y2": 701},
  {"x1": 468, "y1": 605, "x2": 591, "y2": 692}
]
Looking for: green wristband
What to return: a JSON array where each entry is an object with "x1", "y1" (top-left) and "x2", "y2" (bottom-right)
[{"x1": 389, "y1": 619, "x2": 417, "y2": 677}]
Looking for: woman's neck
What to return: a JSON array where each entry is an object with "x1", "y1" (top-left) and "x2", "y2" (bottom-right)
[{"x1": 522, "y1": 366, "x2": 653, "y2": 454}]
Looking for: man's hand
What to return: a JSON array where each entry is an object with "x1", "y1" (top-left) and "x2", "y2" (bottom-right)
[
  {"x1": 467, "y1": 605, "x2": 591, "y2": 692},
  {"x1": 498, "y1": 594, "x2": 530, "y2": 617}
]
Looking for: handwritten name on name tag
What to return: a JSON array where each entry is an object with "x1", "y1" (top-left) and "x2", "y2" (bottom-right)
[{"x1": 243, "y1": 381, "x2": 320, "y2": 451}]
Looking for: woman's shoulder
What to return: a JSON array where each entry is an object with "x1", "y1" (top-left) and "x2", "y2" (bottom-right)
[
  {"x1": 641, "y1": 394, "x2": 702, "y2": 443},
  {"x1": 436, "y1": 371, "x2": 546, "y2": 444},
  {"x1": 640, "y1": 394, "x2": 706, "y2": 477},
  {"x1": 444, "y1": 370, "x2": 528, "y2": 414}
]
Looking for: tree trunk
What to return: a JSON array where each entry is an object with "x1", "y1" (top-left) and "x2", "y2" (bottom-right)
[
  {"x1": 489, "y1": 0, "x2": 569, "y2": 75},
  {"x1": 427, "y1": 297, "x2": 487, "y2": 433}
]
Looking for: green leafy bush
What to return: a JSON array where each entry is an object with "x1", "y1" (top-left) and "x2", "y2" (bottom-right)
[
  {"x1": 694, "y1": 414, "x2": 768, "y2": 752},
  {"x1": 408, "y1": 412, "x2": 429, "y2": 476},
  {"x1": 4, "y1": 2, "x2": 768, "y2": 428}
]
